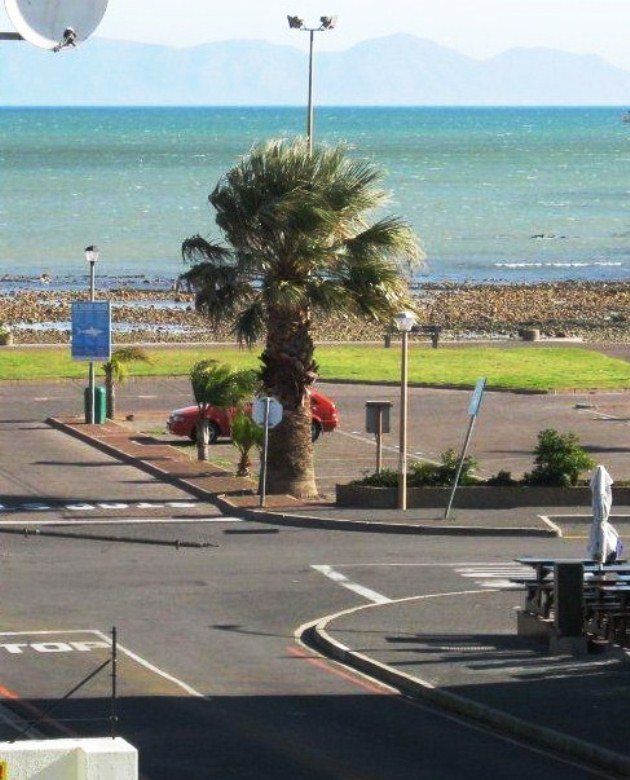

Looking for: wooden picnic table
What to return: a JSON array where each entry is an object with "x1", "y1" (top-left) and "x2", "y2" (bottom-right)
[{"x1": 513, "y1": 557, "x2": 629, "y2": 618}]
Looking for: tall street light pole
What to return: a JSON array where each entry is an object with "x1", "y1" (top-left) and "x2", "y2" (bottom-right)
[
  {"x1": 394, "y1": 311, "x2": 416, "y2": 510},
  {"x1": 287, "y1": 15, "x2": 337, "y2": 154},
  {"x1": 85, "y1": 245, "x2": 100, "y2": 424}
]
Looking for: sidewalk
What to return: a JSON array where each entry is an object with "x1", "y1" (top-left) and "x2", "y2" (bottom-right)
[
  {"x1": 312, "y1": 589, "x2": 630, "y2": 776},
  {"x1": 48, "y1": 417, "x2": 559, "y2": 537}
]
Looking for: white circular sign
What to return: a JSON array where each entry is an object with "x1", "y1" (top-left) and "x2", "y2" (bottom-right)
[
  {"x1": 252, "y1": 397, "x2": 283, "y2": 429},
  {"x1": 5, "y1": 0, "x2": 108, "y2": 50}
]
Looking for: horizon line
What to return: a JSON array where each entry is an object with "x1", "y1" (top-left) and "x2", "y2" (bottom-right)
[{"x1": 1, "y1": 104, "x2": 628, "y2": 110}]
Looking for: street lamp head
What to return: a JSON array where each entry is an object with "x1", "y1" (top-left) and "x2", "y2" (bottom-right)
[
  {"x1": 320, "y1": 15, "x2": 338, "y2": 30},
  {"x1": 394, "y1": 310, "x2": 416, "y2": 333},
  {"x1": 84, "y1": 245, "x2": 100, "y2": 264},
  {"x1": 287, "y1": 15, "x2": 304, "y2": 29}
]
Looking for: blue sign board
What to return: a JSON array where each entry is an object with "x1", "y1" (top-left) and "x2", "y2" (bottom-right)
[
  {"x1": 71, "y1": 301, "x2": 111, "y2": 361},
  {"x1": 468, "y1": 377, "x2": 487, "y2": 417}
]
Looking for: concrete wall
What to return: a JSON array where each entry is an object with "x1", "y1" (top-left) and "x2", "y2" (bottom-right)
[
  {"x1": 336, "y1": 484, "x2": 630, "y2": 509},
  {"x1": 0, "y1": 738, "x2": 137, "y2": 779}
]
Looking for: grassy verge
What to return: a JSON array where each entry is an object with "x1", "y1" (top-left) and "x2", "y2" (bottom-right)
[{"x1": 0, "y1": 344, "x2": 628, "y2": 391}]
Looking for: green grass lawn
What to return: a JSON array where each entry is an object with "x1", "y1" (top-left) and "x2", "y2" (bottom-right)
[{"x1": 0, "y1": 344, "x2": 628, "y2": 391}]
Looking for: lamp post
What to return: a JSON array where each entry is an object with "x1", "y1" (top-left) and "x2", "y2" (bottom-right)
[
  {"x1": 394, "y1": 311, "x2": 416, "y2": 510},
  {"x1": 287, "y1": 15, "x2": 337, "y2": 154},
  {"x1": 85, "y1": 245, "x2": 100, "y2": 424}
]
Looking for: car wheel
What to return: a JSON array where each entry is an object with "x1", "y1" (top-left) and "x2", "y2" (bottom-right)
[
  {"x1": 189, "y1": 422, "x2": 220, "y2": 444},
  {"x1": 311, "y1": 422, "x2": 322, "y2": 443}
]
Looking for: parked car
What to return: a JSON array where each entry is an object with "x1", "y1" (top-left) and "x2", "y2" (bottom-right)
[{"x1": 167, "y1": 389, "x2": 339, "y2": 444}]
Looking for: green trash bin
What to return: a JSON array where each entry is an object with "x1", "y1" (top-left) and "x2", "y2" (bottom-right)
[{"x1": 84, "y1": 386, "x2": 107, "y2": 424}]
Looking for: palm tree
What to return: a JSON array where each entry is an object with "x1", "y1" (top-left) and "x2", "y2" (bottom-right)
[
  {"x1": 231, "y1": 411, "x2": 263, "y2": 477},
  {"x1": 189, "y1": 360, "x2": 257, "y2": 461},
  {"x1": 102, "y1": 347, "x2": 151, "y2": 420},
  {"x1": 181, "y1": 138, "x2": 421, "y2": 497}
]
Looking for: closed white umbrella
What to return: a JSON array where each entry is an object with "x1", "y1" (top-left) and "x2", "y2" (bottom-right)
[{"x1": 587, "y1": 465, "x2": 623, "y2": 564}]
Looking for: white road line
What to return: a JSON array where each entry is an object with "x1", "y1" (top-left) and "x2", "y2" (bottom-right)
[
  {"x1": 136, "y1": 395, "x2": 158, "y2": 399},
  {"x1": 97, "y1": 503, "x2": 129, "y2": 509},
  {"x1": 65, "y1": 503, "x2": 96, "y2": 511},
  {"x1": 91, "y1": 630, "x2": 204, "y2": 698},
  {"x1": 0, "y1": 628, "x2": 205, "y2": 699},
  {"x1": 454, "y1": 563, "x2": 528, "y2": 590},
  {"x1": 0, "y1": 516, "x2": 242, "y2": 527},
  {"x1": 311, "y1": 565, "x2": 391, "y2": 604}
]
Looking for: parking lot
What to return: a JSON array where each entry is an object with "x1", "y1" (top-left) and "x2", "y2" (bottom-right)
[{"x1": 122, "y1": 379, "x2": 630, "y2": 497}]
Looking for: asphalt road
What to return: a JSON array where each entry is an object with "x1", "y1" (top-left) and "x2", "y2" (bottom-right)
[{"x1": 0, "y1": 381, "x2": 620, "y2": 778}]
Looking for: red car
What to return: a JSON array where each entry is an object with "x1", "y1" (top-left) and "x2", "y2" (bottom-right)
[{"x1": 167, "y1": 389, "x2": 339, "y2": 444}]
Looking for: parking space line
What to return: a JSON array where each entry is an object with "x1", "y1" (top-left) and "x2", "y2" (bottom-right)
[
  {"x1": 0, "y1": 629, "x2": 205, "y2": 700},
  {"x1": 311, "y1": 565, "x2": 391, "y2": 604},
  {"x1": 91, "y1": 630, "x2": 204, "y2": 697}
]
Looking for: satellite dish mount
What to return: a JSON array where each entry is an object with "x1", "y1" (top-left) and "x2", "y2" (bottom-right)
[{"x1": 2, "y1": 0, "x2": 108, "y2": 51}]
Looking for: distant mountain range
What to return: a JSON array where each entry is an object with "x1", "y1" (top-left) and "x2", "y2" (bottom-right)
[{"x1": 1, "y1": 33, "x2": 629, "y2": 105}]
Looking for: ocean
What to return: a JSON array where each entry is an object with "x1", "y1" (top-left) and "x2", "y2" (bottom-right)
[{"x1": 0, "y1": 106, "x2": 628, "y2": 290}]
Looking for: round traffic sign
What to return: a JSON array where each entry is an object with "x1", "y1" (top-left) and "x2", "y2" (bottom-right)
[{"x1": 252, "y1": 397, "x2": 283, "y2": 429}]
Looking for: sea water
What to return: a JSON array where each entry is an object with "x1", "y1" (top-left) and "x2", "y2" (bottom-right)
[{"x1": 0, "y1": 106, "x2": 628, "y2": 288}]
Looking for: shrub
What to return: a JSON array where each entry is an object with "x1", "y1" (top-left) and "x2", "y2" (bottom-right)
[
  {"x1": 486, "y1": 470, "x2": 518, "y2": 486},
  {"x1": 524, "y1": 428, "x2": 595, "y2": 487},
  {"x1": 351, "y1": 469, "x2": 398, "y2": 487},
  {"x1": 409, "y1": 449, "x2": 480, "y2": 487}
]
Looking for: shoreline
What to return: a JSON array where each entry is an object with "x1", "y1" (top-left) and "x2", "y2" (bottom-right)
[{"x1": 1, "y1": 280, "x2": 628, "y2": 345}]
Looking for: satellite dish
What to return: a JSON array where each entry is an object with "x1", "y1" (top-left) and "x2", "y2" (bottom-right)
[{"x1": 4, "y1": 0, "x2": 108, "y2": 50}]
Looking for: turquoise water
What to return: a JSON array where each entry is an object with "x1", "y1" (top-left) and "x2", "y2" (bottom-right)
[{"x1": 0, "y1": 106, "x2": 628, "y2": 287}]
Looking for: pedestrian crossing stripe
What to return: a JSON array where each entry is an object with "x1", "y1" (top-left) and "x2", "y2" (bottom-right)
[{"x1": 454, "y1": 563, "x2": 529, "y2": 590}]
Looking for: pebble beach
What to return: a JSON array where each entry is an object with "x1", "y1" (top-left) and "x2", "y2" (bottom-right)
[{"x1": 1, "y1": 280, "x2": 627, "y2": 346}]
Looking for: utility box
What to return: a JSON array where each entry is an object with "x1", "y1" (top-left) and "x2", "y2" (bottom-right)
[
  {"x1": 84, "y1": 386, "x2": 107, "y2": 425},
  {"x1": 366, "y1": 401, "x2": 392, "y2": 434},
  {"x1": 366, "y1": 401, "x2": 393, "y2": 475}
]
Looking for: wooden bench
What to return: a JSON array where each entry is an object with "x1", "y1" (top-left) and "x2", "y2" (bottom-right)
[{"x1": 383, "y1": 325, "x2": 442, "y2": 349}]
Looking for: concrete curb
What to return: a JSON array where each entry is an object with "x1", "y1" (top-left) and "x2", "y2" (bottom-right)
[
  {"x1": 47, "y1": 417, "x2": 555, "y2": 538},
  {"x1": 306, "y1": 596, "x2": 630, "y2": 778},
  {"x1": 217, "y1": 497, "x2": 556, "y2": 537}
]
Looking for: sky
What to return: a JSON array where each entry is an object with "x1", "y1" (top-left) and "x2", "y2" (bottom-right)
[{"x1": 1, "y1": 0, "x2": 629, "y2": 70}]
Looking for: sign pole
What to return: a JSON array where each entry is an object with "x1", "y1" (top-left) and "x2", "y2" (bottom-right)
[
  {"x1": 88, "y1": 259, "x2": 96, "y2": 425},
  {"x1": 376, "y1": 408, "x2": 383, "y2": 475},
  {"x1": 260, "y1": 397, "x2": 271, "y2": 508},
  {"x1": 444, "y1": 378, "x2": 486, "y2": 521},
  {"x1": 444, "y1": 414, "x2": 477, "y2": 521}
]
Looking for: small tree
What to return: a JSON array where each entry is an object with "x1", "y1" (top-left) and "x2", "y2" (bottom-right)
[
  {"x1": 102, "y1": 347, "x2": 151, "y2": 419},
  {"x1": 231, "y1": 411, "x2": 264, "y2": 477},
  {"x1": 525, "y1": 429, "x2": 595, "y2": 487},
  {"x1": 189, "y1": 360, "x2": 257, "y2": 461}
]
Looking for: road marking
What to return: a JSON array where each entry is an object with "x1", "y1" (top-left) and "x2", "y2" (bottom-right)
[
  {"x1": 91, "y1": 630, "x2": 204, "y2": 697},
  {"x1": 136, "y1": 394, "x2": 158, "y2": 399},
  {"x1": 311, "y1": 565, "x2": 391, "y2": 604},
  {"x1": 166, "y1": 502, "x2": 198, "y2": 508},
  {"x1": 97, "y1": 503, "x2": 129, "y2": 509},
  {"x1": 65, "y1": 503, "x2": 96, "y2": 511},
  {"x1": 21, "y1": 503, "x2": 51, "y2": 511},
  {"x1": 0, "y1": 640, "x2": 109, "y2": 655},
  {"x1": 0, "y1": 516, "x2": 242, "y2": 527},
  {"x1": 0, "y1": 629, "x2": 205, "y2": 699},
  {"x1": 454, "y1": 563, "x2": 528, "y2": 590}
]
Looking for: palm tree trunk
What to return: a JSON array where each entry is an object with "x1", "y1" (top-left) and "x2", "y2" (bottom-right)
[
  {"x1": 105, "y1": 370, "x2": 114, "y2": 419},
  {"x1": 196, "y1": 415, "x2": 209, "y2": 462},
  {"x1": 262, "y1": 308, "x2": 318, "y2": 498}
]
